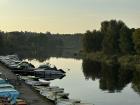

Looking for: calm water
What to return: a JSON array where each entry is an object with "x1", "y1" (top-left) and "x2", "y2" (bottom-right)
[{"x1": 25, "y1": 57, "x2": 140, "y2": 105}]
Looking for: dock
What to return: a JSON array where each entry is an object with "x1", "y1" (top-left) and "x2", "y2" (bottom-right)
[{"x1": 0, "y1": 63, "x2": 54, "y2": 105}]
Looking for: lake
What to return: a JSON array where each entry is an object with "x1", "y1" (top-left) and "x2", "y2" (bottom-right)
[{"x1": 25, "y1": 57, "x2": 140, "y2": 105}]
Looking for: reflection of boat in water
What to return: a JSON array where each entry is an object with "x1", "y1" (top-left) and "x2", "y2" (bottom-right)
[
  {"x1": 34, "y1": 64, "x2": 66, "y2": 79},
  {"x1": 40, "y1": 74, "x2": 65, "y2": 81},
  {"x1": 35, "y1": 69, "x2": 65, "y2": 75},
  {"x1": 56, "y1": 99, "x2": 93, "y2": 105}
]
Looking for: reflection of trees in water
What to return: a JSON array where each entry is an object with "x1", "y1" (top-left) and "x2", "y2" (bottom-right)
[
  {"x1": 82, "y1": 59, "x2": 101, "y2": 80},
  {"x1": 0, "y1": 46, "x2": 60, "y2": 61},
  {"x1": 132, "y1": 71, "x2": 140, "y2": 95},
  {"x1": 82, "y1": 59, "x2": 136, "y2": 93},
  {"x1": 0, "y1": 45, "x2": 81, "y2": 61}
]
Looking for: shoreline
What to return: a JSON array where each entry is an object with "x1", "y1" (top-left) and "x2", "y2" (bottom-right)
[{"x1": 84, "y1": 52, "x2": 140, "y2": 71}]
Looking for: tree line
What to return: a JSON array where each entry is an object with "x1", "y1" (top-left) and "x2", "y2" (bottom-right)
[
  {"x1": 83, "y1": 20, "x2": 140, "y2": 55},
  {"x1": 0, "y1": 31, "x2": 63, "y2": 54},
  {"x1": 0, "y1": 31, "x2": 82, "y2": 58}
]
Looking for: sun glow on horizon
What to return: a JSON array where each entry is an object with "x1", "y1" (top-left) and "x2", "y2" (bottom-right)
[{"x1": 0, "y1": 0, "x2": 140, "y2": 33}]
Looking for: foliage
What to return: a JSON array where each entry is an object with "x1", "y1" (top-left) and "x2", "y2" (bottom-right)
[
  {"x1": 82, "y1": 59, "x2": 133, "y2": 92},
  {"x1": 119, "y1": 26, "x2": 134, "y2": 54},
  {"x1": 0, "y1": 31, "x2": 82, "y2": 61},
  {"x1": 83, "y1": 30, "x2": 103, "y2": 52},
  {"x1": 102, "y1": 20, "x2": 123, "y2": 54},
  {"x1": 83, "y1": 20, "x2": 136, "y2": 55},
  {"x1": 133, "y1": 28, "x2": 140, "y2": 54}
]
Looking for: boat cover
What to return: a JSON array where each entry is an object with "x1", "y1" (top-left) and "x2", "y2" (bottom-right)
[{"x1": 0, "y1": 88, "x2": 20, "y2": 104}]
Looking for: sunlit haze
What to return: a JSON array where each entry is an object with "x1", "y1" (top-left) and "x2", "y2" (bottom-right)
[{"x1": 0, "y1": 0, "x2": 140, "y2": 33}]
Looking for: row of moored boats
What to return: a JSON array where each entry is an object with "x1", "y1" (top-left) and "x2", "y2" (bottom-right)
[{"x1": 0, "y1": 55, "x2": 93, "y2": 105}]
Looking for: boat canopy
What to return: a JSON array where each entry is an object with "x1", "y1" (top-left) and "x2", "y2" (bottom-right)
[
  {"x1": 0, "y1": 78, "x2": 7, "y2": 84},
  {"x1": 0, "y1": 88, "x2": 20, "y2": 104}
]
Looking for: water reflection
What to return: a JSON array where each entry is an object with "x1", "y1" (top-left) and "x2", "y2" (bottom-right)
[
  {"x1": 132, "y1": 71, "x2": 140, "y2": 95},
  {"x1": 42, "y1": 75, "x2": 65, "y2": 81},
  {"x1": 82, "y1": 59, "x2": 140, "y2": 93},
  {"x1": 0, "y1": 47, "x2": 81, "y2": 62},
  {"x1": 27, "y1": 58, "x2": 140, "y2": 105}
]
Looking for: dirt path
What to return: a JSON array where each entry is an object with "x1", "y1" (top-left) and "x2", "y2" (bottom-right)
[{"x1": 0, "y1": 63, "x2": 54, "y2": 105}]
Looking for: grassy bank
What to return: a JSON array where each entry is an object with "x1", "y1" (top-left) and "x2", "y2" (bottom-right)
[{"x1": 84, "y1": 52, "x2": 140, "y2": 71}]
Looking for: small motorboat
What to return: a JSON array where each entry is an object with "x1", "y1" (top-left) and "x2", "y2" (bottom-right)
[
  {"x1": 11, "y1": 61, "x2": 35, "y2": 70},
  {"x1": 25, "y1": 79, "x2": 50, "y2": 86},
  {"x1": 34, "y1": 86, "x2": 59, "y2": 91},
  {"x1": 40, "y1": 88, "x2": 64, "y2": 94},
  {"x1": 37, "y1": 86, "x2": 64, "y2": 92},
  {"x1": 38, "y1": 63, "x2": 54, "y2": 69},
  {"x1": 42, "y1": 91, "x2": 69, "y2": 101},
  {"x1": 56, "y1": 99, "x2": 81, "y2": 105},
  {"x1": 0, "y1": 88, "x2": 20, "y2": 105}
]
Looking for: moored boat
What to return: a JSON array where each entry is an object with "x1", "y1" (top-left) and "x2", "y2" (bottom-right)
[{"x1": 56, "y1": 99, "x2": 81, "y2": 105}]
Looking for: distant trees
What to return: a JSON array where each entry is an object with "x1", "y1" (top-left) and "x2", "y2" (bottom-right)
[
  {"x1": 133, "y1": 28, "x2": 140, "y2": 54},
  {"x1": 83, "y1": 30, "x2": 103, "y2": 52},
  {"x1": 83, "y1": 20, "x2": 138, "y2": 55},
  {"x1": 0, "y1": 31, "x2": 4, "y2": 52},
  {"x1": 0, "y1": 31, "x2": 64, "y2": 54},
  {"x1": 0, "y1": 31, "x2": 83, "y2": 57}
]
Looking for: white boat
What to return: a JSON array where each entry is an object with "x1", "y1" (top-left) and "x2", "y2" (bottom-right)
[
  {"x1": 25, "y1": 79, "x2": 50, "y2": 86},
  {"x1": 40, "y1": 90, "x2": 69, "y2": 101},
  {"x1": 34, "y1": 86, "x2": 59, "y2": 91},
  {"x1": 40, "y1": 89, "x2": 64, "y2": 95},
  {"x1": 56, "y1": 99, "x2": 81, "y2": 105},
  {"x1": 38, "y1": 87, "x2": 64, "y2": 92}
]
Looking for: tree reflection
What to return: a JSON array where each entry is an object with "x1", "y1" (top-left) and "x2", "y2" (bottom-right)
[
  {"x1": 82, "y1": 59, "x2": 101, "y2": 80},
  {"x1": 82, "y1": 59, "x2": 136, "y2": 93},
  {"x1": 0, "y1": 43, "x2": 81, "y2": 61},
  {"x1": 132, "y1": 71, "x2": 140, "y2": 95}
]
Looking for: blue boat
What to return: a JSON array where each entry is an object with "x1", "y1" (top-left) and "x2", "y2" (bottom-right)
[{"x1": 0, "y1": 78, "x2": 20, "y2": 104}]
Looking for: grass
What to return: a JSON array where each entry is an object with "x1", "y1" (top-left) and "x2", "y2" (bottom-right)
[{"x1": 84, "y1": 52, "x2": 140, "y2": 71}]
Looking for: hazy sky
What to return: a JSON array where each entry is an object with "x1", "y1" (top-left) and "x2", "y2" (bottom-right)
[{"x1": 0, "y1": 0, "x2": 140, "y2": 33}]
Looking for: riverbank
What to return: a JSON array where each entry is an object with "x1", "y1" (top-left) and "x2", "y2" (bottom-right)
[
  {"x1": 85, "y1": 52, "x2": 140, "y2": 71},
  {"x1": 0, "y1": 63, "x2": 54, "y2": 105}
]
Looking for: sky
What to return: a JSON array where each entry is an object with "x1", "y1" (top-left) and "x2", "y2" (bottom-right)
[{"x1": 0, "y1": 0, "x2": 140, "y2": 34}]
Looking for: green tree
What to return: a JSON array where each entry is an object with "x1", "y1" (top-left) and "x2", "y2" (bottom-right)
[
  {"x1": 83, "y1": 30, "x2": 103, "y2": 52},
  {"x1": 119, "y1": 26, "x2": 134, "y2": 54},
  {"x1": 0, "y1": 32, "x2": 3, "y2": 52},
  {"x1": 102, "y1": 20, "x2": 126, "y2": 54},
  {"x1": 83, "y1": 30, "x2": 94, "y2": 52},
  {"x1": 133, "y1": 28, "x2": 140, "y2": 54}
]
